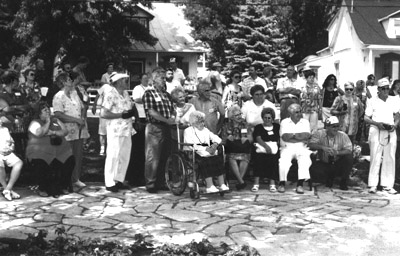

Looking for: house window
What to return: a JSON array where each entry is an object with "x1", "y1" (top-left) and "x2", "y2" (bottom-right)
[
  {"x1": 132, "y1": 17, "x2": 149, "y2": 29},
  {"x1": 394, "y1": 18, "x2": 400, "y2": 37},
  {"x1": 393, "y1": 61, "x2": 399, "y2": 80}
]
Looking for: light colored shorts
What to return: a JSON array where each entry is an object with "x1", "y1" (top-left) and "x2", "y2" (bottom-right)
[
  {"x1": 0, "y1": 152, "x2": 22, "y2": 168},
  {"x1": 98, "y1": 118, "x2": 107, "y2": 135}
]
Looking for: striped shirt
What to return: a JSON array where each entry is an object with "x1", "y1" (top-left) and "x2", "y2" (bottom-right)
[{"x1": 143, "y1": 88, "x2": 173, "y2": 123}]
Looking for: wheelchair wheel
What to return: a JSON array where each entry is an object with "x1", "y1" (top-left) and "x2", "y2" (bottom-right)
[{"x1": 165, "y1": 152, "x2": 187, "y2": 196}]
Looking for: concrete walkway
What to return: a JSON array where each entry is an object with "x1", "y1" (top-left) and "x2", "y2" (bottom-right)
[{"x1": 1, "y1": 183, "x2": 400, "y2": 256}]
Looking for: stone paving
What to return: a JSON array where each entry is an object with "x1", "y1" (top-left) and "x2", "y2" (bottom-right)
[{"x1": 1, "y1": 182, "x2": 400, "y2": 256}]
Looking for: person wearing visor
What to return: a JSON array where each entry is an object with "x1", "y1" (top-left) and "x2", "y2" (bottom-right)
[
  {"x1": 101, "y1": 72, "x2": 137, "y2": 192},
  {"x1": 365, "y1": 78, "x2": 399, "y2": 194},
  {"x1": 308, "y1": 116, "x2": 353, "y2": 190}
]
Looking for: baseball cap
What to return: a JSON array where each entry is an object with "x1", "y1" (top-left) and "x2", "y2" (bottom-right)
[
  {"x1": 109, "y1": 72, "x2": 129, "y2": 83},
  {"x1": 169, "y1": 57, "x2": 176, "y2": 63},
  {"x1": 212, "y1": 62, "x2": 222, "y2": 68},
  {"x1": 325, "y1": 116, "x2": 339, "y2": 126},
  {"x1": 378, "y1": 78, "x2": 390, "y2": 87}
]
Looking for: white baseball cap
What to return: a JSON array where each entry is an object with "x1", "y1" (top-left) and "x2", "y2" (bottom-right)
[{"x1": 109, "y1": 72, "x2": 129, "y2": 83}]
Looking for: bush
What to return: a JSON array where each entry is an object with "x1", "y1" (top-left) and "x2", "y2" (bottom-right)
[{"x1": 0, "y1": 226, "x2": 260, "y2": 256}]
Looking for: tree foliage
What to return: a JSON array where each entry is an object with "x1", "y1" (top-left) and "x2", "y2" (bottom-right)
[
  {"x1": 273, "y1": 0, "x2": 341, "y2": 64},
  {"x1": 226, "y1": 1, "x2": 290, "y2": 75},
  {"x1": 1, "y1": 0, "x2": 157, "y2": 86},
  {"x1": 183, "y1": 0, "x2": 243, "y2": 65}
]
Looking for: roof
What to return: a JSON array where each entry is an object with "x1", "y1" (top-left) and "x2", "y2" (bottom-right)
[
  {"x1": 130, "y1": 3, "x2": 206, "y2": 53},
  {"x1": 345, "y1": 0, "x2": 400, "y2": 45}
]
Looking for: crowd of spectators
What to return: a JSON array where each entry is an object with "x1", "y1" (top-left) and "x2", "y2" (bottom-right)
[{"x1": 1, "y1": 56, "x2": 400, "y2": 201}]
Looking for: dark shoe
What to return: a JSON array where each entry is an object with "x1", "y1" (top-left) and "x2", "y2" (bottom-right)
[
  {"x1": 326, "y1": 179, "x2": 333, "y2": 188},
  {"x1": 235, "y1": 182, "x2": 247, "y2": 190},
  {"x1": 106, "y1": 185, "x2": 119, "y2": 192},
  {"x1": 147, "y1": 187, "x2": 158, "y2": 194},
  {"x1": 116, "y1": 182, "x2": 130, "y2": 190},
  {"x1": 278, "y1": 185, "x2": 285, "y2": 193},
  {"x1": 340, "y1": 181, "x2": 348, "y2": 191},
  {"x1": 157, "y1": 184, "x2": 169, "y2": 191}
]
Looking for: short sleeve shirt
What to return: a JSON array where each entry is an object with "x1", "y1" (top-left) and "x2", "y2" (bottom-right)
[
  {"x1": 279, "y1": 118, "x2": 310, "y2": 148},
  {"x1": 53, "y1": 90, "x2": 90, "y2": 141},
  {"x1": 131, "y1": 84, "x2": 151, "y2": 119},
  {"x1": 143, "y1": 88, "x2": 173, "y2": 123},
  {"x1": 365, "y1": 95, "x2": 400, "y2": 125},
  {"x1": 102, "y1": 88, "x2": 135, "y2": 137},
  {"x1": 309, "y1": 129, "x2": 352, "y2": 162},
  {"x1": 96, "y1": 83, "x2": 113, "y2": 106},
  {"x1": 241, "y1": 100, "x2": 278, "y2": 127}
]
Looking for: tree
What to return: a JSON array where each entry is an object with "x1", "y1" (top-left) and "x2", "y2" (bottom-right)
[
  {"x1": 273, "y1": 0, "x2": 341, "y2": 64},
  {"x1": 225, "y1": 1, "x2": 290, "y2": 75},
  {"x1": 2, "y1": 0, "x2": 157, "y2": 86},
  {"x1": 183, "y1": 0, "x2": 243, "y2": 65}
]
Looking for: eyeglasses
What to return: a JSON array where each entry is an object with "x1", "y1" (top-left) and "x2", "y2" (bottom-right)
[
  {"x1": 263, "y1": 116, "x2": 272, "y2": 120},
  {"x1": 29, "y1": 73, "x2": 35, "y2": 77},
  {"x1": 233, "y1": 76, "x2": 241, "y2": 79},
  {"x1": 329, "y1": 125, "x2": 340, "y2": 129},
  {"x1": 253, "y1": 93, "x2": 264, "y2": 96},
  {"x1": 345, "y1": 88, "x2": 354, "y2": 91},
  {"x1": 380, "y1": 87, "x2": 390, "y2": 91}
]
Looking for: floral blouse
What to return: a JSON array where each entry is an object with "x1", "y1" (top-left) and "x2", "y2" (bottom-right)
[
  {"x1": 53, "y1": 89, "x2": 90, "y2": 141},
  {"x1": 300, "y1": 83, "x2": 321, "y2": 113},
  {"x1": 331, "y1": 95, "x2": 364, "y2": 136},
  {"x1": 102, "y1": 88, "x2": 136, "y2": 137}
]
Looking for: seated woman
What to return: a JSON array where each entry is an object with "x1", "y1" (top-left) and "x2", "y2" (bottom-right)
[
  {"x1": 184, "y1": 111, "x2": 229, "y2": 193},
  {"x1": 221, "y1": 105, "x2": 251, "y2": 190},
  {"x1": 26, "y1": 102, "x2": 75, "y2": 197}
]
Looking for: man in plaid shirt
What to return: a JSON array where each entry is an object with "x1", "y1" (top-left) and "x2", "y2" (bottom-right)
[{"x1": 143, "y1": 68, "x2": 175, "y2": 193}]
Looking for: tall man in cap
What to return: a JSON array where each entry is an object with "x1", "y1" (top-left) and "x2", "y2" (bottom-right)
[
  {"x1": 308, "y1": 116, "x2": 353, "y2": 190},
  {"x1": 169, "y1": 58, "x2": 185, "y2": 86},
  {"x1": 365, "y1": 78, "x2": 399, "y2": 194},
  {"x1": 207, "y1": 62, "x2": 225, "y2": 99},
  {"x1": 100, "y1": 73, "x2": 137, "y2": 192}
]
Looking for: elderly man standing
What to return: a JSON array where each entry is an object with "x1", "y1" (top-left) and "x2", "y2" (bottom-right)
[
  {"x1": 365, "y1": 78, "x2": 399, "y2": 194},
  {"x1": 278, "y1": 103, "x2": 312, "y2": 194},
  {"x1": 143, "y1": 68, "x2": 175, "y2": 193},
  {"x1": 100, "y1": 73, "x2": 137, "y2": 192},
  {"x1": 277, "y1": 65, "x2": 301, "y2": 120},
  {"x1": 308, "y1": 116, "x2": 353, "y2": 190},
  {"x1": 190, "y1": 81, "x2": 225, "y2": 135}
]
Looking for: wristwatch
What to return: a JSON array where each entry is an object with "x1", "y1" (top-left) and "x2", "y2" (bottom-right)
[{"x1": 292, "y1": 133, "x2": 296, "y2": 138}]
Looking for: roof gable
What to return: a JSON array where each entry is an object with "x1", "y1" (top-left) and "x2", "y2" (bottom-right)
[{"x1": 344, "y1": 0, "x2": 400, "y2": 45}]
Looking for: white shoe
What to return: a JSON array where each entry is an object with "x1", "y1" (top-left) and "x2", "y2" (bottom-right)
[
  {"x1": 219, "y1": 184, "x2": 229, "y2": 191},
  {"x1": 368, "y1": 186, "x2": 377, "y2": 194},
  {"x1": 73, "y1": 180, "x2": 86, "y2": 188},
  {"x1": 383, "y1": 187, "x2": 397, "y2": 194},
  {"x1": 206, "y1": 185, "x2": 219, "y2": 193},
  {"x1": 99, "y1": 146, "x2": 105, "y2": 156}
]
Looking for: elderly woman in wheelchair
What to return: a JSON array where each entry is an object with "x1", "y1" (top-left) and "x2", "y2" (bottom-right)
[{"x1": 183, "y1": 111, "x2": 229, "y2": 193}]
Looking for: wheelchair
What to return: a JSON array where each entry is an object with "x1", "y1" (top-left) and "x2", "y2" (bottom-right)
[{"x1": 164, "y1": 125, "x2": 226, "y2": 199}]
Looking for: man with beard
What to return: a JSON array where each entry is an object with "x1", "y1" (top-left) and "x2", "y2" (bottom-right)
[{"x1": 165, "y1": 68, "x2": 182, "y2": 94}]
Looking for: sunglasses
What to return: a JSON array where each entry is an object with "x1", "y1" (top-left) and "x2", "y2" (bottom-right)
[
  {"x1": 345, "y1": 88, "x2": 353, "y2": 91},
  {"x1": 29, "y1": 73, "x2": 35, "y2": 77}
]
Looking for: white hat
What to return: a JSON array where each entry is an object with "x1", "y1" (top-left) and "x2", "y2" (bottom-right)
[
  {"x1": 169, "y1": 57, "x2": 176, "y2": 63},
  {"x1": 378, "y1": 78, "x2": 390, "y2": 87},
  {"x1": 109, "y1": 72, "x2": 129, "y2": 83},
  {"x1": 325, "y1": 116, "x2": 339, "y2": 126}
]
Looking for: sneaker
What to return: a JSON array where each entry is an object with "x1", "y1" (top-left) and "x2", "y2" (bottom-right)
[
  {"x1": 278, "y1": 185, "x2": 285, "y2": 193},
  {"x1": 368, "y1": 186, "x2": 377, "y2": 194},
  {"x1": 269, "y1": 185, "x2": 277, "y2": 193},
  {"x1": 383, "y1": 187, "x2": 397, "y2": 194},
  {"x1": 206, "y1": 185, "x2": 219, "y2": 193},
  {"x1": 296, "y1": 186, "x2": 304, "y2": 194},
  {"x1": 73, "y1": 180, "x2": 86, "y2": 188},
  {"x1": 219, "y1": 184, "x2": 229, "y2": 191}
]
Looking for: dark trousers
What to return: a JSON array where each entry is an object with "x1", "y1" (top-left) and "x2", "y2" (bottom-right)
[
  {"x1": 30, "y1": 156, "x2": 75, "y2": 196},
  {"x1": 126, "y1": 121, "x2": 146, "y2": 185},
  {"x1": 310, "y1": 154, "x2": 352, "y2": 185},
  {"x1": 144, "y1": 123, "x2": 171, "y2": 189}
]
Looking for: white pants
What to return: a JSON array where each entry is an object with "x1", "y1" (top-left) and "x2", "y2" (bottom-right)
[
  {"x1": 303, "y1": 111, "x2": 319, "y2": 133},
  {"x1": 279, "y1": 144, "x2": 312, "y2": 181},
  {"x1": 104, "y1": 134, "x2": 132, "y2": 187},
  {"x1": 368, "y1": 126, "x2": 396, "y2": 188}
]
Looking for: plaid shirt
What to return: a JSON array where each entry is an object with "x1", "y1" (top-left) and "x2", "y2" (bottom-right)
[{"x1": 143, "y1": 88, "x2": 173, "y2": 123}]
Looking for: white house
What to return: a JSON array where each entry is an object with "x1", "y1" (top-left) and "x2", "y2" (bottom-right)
[
  {"x1": 296, "y1": 0, "x2": 400, "y2": 87},
  {"x1": 126, "y1": 3, "x2": 207, "y2": 88}
]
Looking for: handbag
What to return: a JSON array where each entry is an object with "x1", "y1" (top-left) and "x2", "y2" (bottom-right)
[{"x1": 254, "y1": 141, "x2": 278, "y2": 154}]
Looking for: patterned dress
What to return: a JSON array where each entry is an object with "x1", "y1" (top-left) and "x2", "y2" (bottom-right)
[
  {"x1": 331, "y1": 95, "x2": 364, "y2": 136},
  {"x1": 221, "y1": 118, "x2": 251, "y2": 162}
]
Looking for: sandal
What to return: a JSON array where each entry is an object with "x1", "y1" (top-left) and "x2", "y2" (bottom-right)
[
  {"x1": 251, "y1": 185, "x2": 259, "y2": 192},
  {"x1": 269, "y1": 185, "x2": 277, "y2": 193},
  {"x1": 2, "y1": 190, "x2": 12, "y2": 201},
  {"x1": 10, "y1": 190, "x2": 20, "y2": 199}
]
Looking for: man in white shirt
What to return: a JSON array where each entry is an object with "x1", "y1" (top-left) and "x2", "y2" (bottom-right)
[
  {"x1": 165, "y1": 68, "x2": 182, "y2": 94},
  {"x1": 278, "y1": 103, "x2": 312, "y2": 194},
  {"x1": 100, "y1": 63, "x2": 114, "y2": 85},
  {"x1": 277, "y1": 65, "x2": 301, "y2": 120},
  {"x1": 169, "y1": 57, "x2": 185, "y2": 86},
  {"x1": 365, "y1": 78, "x2": 399, "y2": 194}
]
